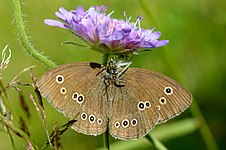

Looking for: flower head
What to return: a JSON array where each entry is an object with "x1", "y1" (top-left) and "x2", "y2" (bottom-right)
[{"x1": 45, "y1": 5, "x2": 169, "y2": 54}]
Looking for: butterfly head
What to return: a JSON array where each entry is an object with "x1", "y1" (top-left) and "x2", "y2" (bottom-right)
[{"x1": 102, "y1": 58, "x2": 132, "y2": 87}]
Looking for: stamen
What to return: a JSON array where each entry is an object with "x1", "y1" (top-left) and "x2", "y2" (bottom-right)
[
  {"x1": 107, "y1": 10, "x2": 114, "y2": 17},
  {"x1": 135, "y1": 15, "x2": 142, "y2": 31}
]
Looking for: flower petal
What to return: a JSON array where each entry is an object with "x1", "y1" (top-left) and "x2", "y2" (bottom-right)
[
  {"x1": 44, "y1": 19, "x2": 69, "y2": 29},
  {"x1": 156, "y1": 40, "x2": 169, "y2": 47}
]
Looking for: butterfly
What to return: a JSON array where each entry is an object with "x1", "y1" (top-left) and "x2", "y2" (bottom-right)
[{"x1": 37, "y1": 60, "x2": 192, "y2": 140}]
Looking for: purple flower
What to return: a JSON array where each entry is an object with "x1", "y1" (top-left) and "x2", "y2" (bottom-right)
[{"x1": 44, "y1": 5, "x2": 169, "y2": 54}]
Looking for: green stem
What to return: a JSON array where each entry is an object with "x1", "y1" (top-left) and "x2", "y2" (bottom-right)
[
  {"x1": 190, "y1": 100, "x2": 219, "y2": 150},
  {"x1": 146, "y1": 134, "x2": 167, "y2": 150},
  {"x1": 6, "y1": 127, "x2": 17, "y2": 150},
  {"x1": 102, "y1": 53, "x2": 111, "y2": 66},
  {"x1": 0, "y1": 100, "x2": 16, "y2": 150},
  {"x1": 0, "y1": 113, "x2": 37, "y2": 149},
  {"x1": 12, "y1": 0, "x2": 56, "y2": 69},
  {"x1": 103, "y1": 128, "x2": 110, "y2": 150},
  {"x1": 102, "y1": 53, "x2": 111, "y2": 150}
]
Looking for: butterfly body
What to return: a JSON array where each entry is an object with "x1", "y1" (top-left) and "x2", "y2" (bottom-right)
[{"x1": 37, "y1": 62, "x2": 192, "y2": 140}]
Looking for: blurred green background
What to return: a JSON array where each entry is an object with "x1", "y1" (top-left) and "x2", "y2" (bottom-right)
[{"x1": 1, "y1": 0, "x2": 226, "y2": 149}]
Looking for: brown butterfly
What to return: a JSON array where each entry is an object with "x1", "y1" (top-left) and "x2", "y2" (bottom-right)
[{"x1": 37, "y1": 60, "x2": 192, "y2": 140}]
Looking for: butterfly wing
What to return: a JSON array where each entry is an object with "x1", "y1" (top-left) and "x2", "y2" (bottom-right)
[
  {"x1": 37, "y1": 62, "x2": 108, "y2": 136},
  {"x1": 125, "y1": 68, "x2": 192, "y2": 123},
  {"x1": 108, "y1": 67, "x2": 192, "y2": 140},
  {"x1": 108, "y1": 80, "x2": 160, "y2": 140}
]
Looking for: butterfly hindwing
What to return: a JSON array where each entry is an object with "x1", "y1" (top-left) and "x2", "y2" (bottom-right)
[{"x1": 108, "y1": 78, "x2": 160, "y2": 140}]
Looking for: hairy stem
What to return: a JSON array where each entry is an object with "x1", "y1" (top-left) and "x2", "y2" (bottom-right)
[{"x1": 12, "y1": 0, "x2": 56, "y2": 69}]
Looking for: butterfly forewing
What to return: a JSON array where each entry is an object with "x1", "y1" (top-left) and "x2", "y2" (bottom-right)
[
  {"x1": 37, "y1": 62, "x2": 108, "y2": 136},
  {"x1": 124, "y1": 68, "x2": 192, "y2": 123}
]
